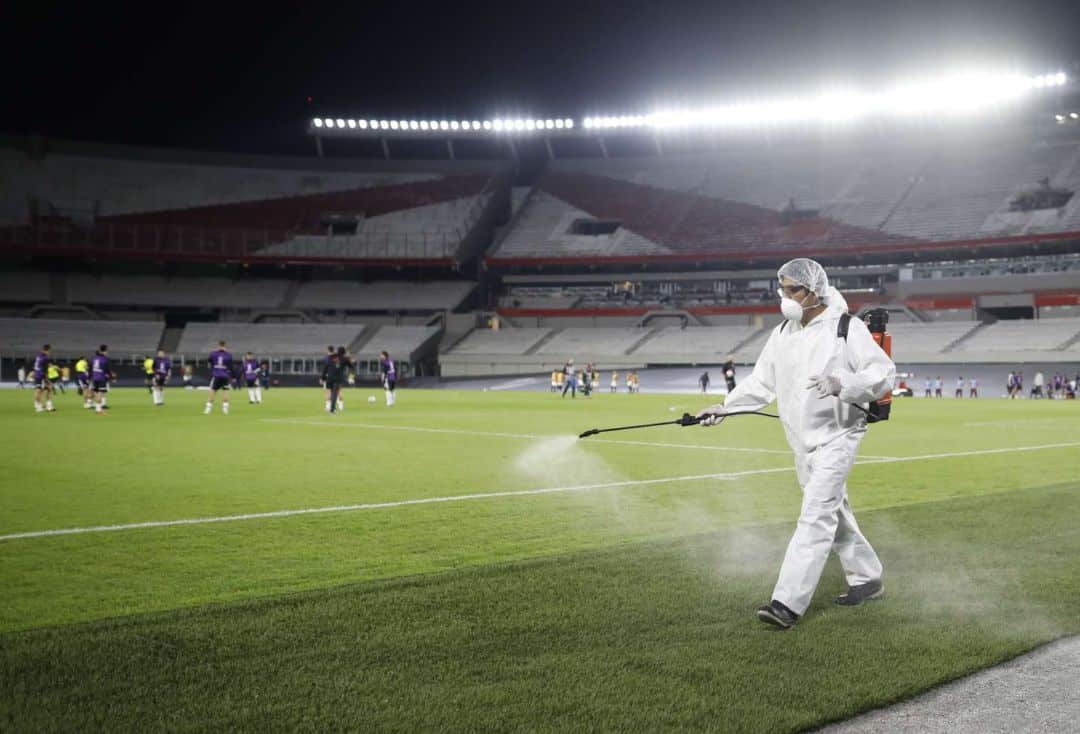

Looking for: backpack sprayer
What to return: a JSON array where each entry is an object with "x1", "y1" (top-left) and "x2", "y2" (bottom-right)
[{"x1": 579, "y1": 307, "x2": 894, "y2": 439}]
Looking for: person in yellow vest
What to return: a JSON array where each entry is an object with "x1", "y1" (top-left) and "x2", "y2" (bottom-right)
[
  {"x1": 47, "y1": 362, "x2": 64, "y2": 395},
  {"x1": 75, "y1": 357, "x2": 91, "y2": 407},
  {"x1": 60, "y1": 364, "x2": 71, "y2": 391},
  {"x1": 555, "y1": 369, "x2": 564, "y2": 392},
  {"x1": 550, "y1": 370, "x2": 559, "y2": 393},
  {"x1": 143, "y1": 357, "x2": 155, "y2": 394}
]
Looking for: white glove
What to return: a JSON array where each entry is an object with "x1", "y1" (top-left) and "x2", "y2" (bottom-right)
[
  {"x1": 695, "y1": 404, "x2": 728, "y2": 427},
  {"x1": 807, "y1": 373, "x2": 843, "y2": 399}
]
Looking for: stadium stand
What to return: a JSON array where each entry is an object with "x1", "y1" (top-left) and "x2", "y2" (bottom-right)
[
  {"x1": 534, "y1": 327, "x2": 656, "y2": 357},
  {"x1": 0, "y1": 138, "x2": 506, "y2": 263},
  {"x1": 954, "y1": 317, "x2": 1080, "y2": 353},
  {"x1": 0, "y1": 271, "x2": 51, "y2": 303},
  {"x1": 352, "y1": 325, "x2": 442, "y2": 362},
  {"x1": 628, "y1": 326, "x2": 761, "y2": 361},
  {"x1": 0, "y1": 318, "x2": 163, "y2": 359},
  {"x1": 445, "y1": 328, "x2": 554, "y2": 355},
  {"x1": 67, "y1": 275, "x2": 291, "y2": 309},
  {"x1": 291, "y1": 281, "x2": 474, "y2": 311},
  {"x1": 488, "y1": 131, "x2": 1080, "y2": 262},
  {"x1": 176, "y1": 323, "x2": 366, "y2": 358}
]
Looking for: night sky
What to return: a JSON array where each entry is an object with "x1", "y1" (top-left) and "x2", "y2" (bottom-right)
[{"x1": 7, "y1": 1, "x2": 1080, "y2": 155}]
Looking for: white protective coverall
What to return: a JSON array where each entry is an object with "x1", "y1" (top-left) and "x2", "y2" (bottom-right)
[{"x1": 722, "y1": 274, "x2": 895, "y2": 615}]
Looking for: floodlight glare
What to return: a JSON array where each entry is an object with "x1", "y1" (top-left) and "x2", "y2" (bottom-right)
[
  {"x1": 347, "y1": 119, "x2": 356, "y2": 128},
  {"x1": 439, "y1": 121, "x2": 449, "y2": 130},
  {"x1": 312, "y1": 118, "x2": 323, "y2": 128},
  {"x1": 379, "y1": 120, "x2": 389, "y2": 130},
  {"x1": 389, "y1": 121, "x2": 400, "y2": 130},
  {"x1": 493, "y1": 119, "x2": 504, "y2": 130},
  {"x1": 335, "y1": 119, "x2": 345, "y2": 128},
  {"x1": 420, "y1": 121, "x2": 429, "y2": 130},
  {"x1": 369, "y1": 120, "x2": 379, "y2": 129},
  {"x1": 409, "y1": 121, "x2": 419, "y2": 130},
  {"x1": 449, "y1": 121, "x2": 459, "y2": 130},
  {"x1": 483, "y1": 120, "x2": 492, "y2": 130},
  {"x1": 358, "y1": 120, "x2": 368, "y2": 129},
  {"x1": 514, "y1": 119, "x2": 525, "y2": 130},
  {"x1": 1056, "y1": 72, "x2": 1067, "y2": 85},
  {"x1": 565, "y1": 119, "x2": 574, "y2": 129},
  {"x1": 1072, "y1": 112, "x2": 1079, "y2": 119}
]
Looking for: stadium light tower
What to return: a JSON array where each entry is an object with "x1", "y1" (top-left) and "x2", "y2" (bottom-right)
[{"x1": 305, "y1": 69, "x2": 1068, "y2": 158}]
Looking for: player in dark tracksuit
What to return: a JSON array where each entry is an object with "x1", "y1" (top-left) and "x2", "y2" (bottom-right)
[
  {"x1": 323, "y1": 347, "x2": 350, "y2": 414},
  {"x1": 722, "y1": 358, "x2": 737, "y2": 393},
  {"x1": 379, "y1": 351, "x2": 397, "y2": 407}
]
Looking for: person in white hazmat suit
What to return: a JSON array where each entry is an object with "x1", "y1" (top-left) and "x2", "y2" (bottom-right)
[{"x1": 697, "y1": 258, "x2": 895, "y2": 629}]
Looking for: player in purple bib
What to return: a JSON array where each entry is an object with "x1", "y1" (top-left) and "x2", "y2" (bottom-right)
[
  {"x1": 89, "y1": 345, "x2": 112, "y2": 414},
  {"x1": 380, "y1": 350, "x2": 397, "y2": 407},
  {"x1": 32, "y1": 344, "x2": 55, "y2": 413},
  {"x1": 205, "y1": 341, "x2": 233, "y2": 415},
  {"x1": 152, "y1": 349, "x2": 172, "y2": 406},
  {"x1": 242, "y1": 352, "x2": 262, "y2": 405}
]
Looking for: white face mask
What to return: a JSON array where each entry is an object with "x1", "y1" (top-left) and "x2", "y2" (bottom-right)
[
  {"x1": 780, "y1": 297, "x2": 804, "y2": 321},
  {"x1": 777, "y1": 287, "x2": 819, "y2": 322}
]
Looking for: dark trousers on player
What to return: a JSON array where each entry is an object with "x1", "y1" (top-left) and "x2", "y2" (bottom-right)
[{"x1": 328, "y1": 382, "x2": 341, "y2": 413}]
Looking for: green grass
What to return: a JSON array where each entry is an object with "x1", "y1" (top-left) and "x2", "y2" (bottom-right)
[{"x1": 1, "y1": 386, "x2": 1079, "y2": 731}]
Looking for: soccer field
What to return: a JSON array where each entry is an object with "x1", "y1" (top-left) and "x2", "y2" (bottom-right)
[{"x1": 2, "y1": 386, "x2": 1079, "y2": 731}]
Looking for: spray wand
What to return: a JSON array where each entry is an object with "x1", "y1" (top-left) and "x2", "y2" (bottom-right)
[{"x1": 578, "y1": 409, "x2": 779, "y2": 439}]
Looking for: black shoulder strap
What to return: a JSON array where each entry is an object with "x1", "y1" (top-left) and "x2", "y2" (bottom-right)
[
  {"x1": 838, "y1": 313, "x2": 851, "y2": 340},
  {"x1": 780, "y1": 320, "x2": 788, "y2": 333}
]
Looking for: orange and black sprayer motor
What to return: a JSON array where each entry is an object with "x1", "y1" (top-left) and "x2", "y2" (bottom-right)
[{"x1": 864, "y1": 308, "x2": 892, "y2": 421}]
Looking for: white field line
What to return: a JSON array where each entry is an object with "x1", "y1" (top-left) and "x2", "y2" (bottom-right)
[
  {"x1": 2, "y1": 441, "x2": 1078, "y2": 543},
  {"x1": 260, "y1": 417, "x2": 897, "y2": 458},
  {"x1": 0, "y1": 470, "x2": 773, "y2": 542}
]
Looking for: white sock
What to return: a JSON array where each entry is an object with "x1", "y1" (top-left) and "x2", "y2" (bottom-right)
[
  {"x1": 222, "y1": 402, "x2": 229, "y2": 415},
  {"x1": 325, "y1": 400, "x2": 331, "y2": 412},
  {"x1": 46, "y1": 400, "x2": 54, "y2": 410},
  {"x1": 255, "y1": 387, "x2": 262, "y2": 403},
  {"x1": 205, "y1": 402, "x2": 212, "y2": 414},
  {"x1": 95, "y1": 401, "x2": 103, "y2": 414},
  {"x1": 337, "y1": 399, "x2": 344, "y2": 411}
]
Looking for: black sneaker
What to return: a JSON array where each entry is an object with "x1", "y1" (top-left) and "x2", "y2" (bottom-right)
[
  {"x1": 756, "y1": 600, "x2": 799, "y2": 629},
  {"x1": 834, "y1": 580, "x2": 883, "y2": 606}
]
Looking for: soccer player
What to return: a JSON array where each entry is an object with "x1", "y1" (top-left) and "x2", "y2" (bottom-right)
[
  {"x1": 610, "y1": 371, "x2": 618, "y2": 393},
  {"x1": 323, "y1": 347, "x2": 349, "y2": 414},
  {"x1": 32, "y1": 344, "x2": 54, "y2": 413},
  {"x1": 205, "y1": 341, "x2": 233, "y2": 415},
  {"x1": 242, "y1": 352, "x2": 262, "y2": 404},
  {"x1": 47, "y1": 361, "x2": 62, "y2": 394},
  {"x1": 143, "y1": 356, "x2": 155, "y2": 394},
  {"x1": 955, "y1": 376, "x2": 964, "y2": 398},
  {"x1": 258, "y1": 359, "x2": 270, "y2": 392},
  {"x1": 699, "y1": 371, "x2": 710, "y2": 394},
  {"x1": 17, "y1": 364, "x2": 26, "y2": 389},
  {"x1": 722, "y1": 357, "x2": 737, "y2": 393},
  {"x1": 89, "y1": 345, "x2": 112, "y2": 415},
  {"x1": 151, "y1": 349, "x2": 172, "y2": 406},
  {"x1": 924, "y1": 376, "x2": 932, "y2": 398},
  {"x1": 934, "y1": 376, "x2": 943, "y2": 398},
  {"x1": 321, "y1": 345, "x2": 338, "y2": 412},
  {"x1": 551, "y1": 370, "x2": 559, "y2": 393},
  {"x1": 75, "y1": 356, "x2": 91, "y2": 408},
  {"x1": 969, "y1": 376, "x2": 978, "y2": 398},
  {"x1": 379, "y1": 350, "x2": 397, "y2": 406}
]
